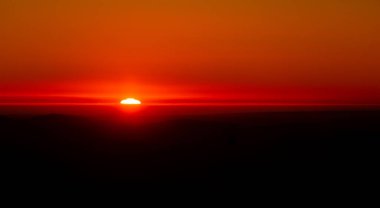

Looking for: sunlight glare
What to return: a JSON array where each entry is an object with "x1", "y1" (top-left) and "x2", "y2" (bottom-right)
[{"x1": 120, "y1": 98, "x2": 141, "y2": 105}]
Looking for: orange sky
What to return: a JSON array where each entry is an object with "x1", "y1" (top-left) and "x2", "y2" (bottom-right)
[{"x1": 0, "y1": 0, "x2": 379, "y2": 104}]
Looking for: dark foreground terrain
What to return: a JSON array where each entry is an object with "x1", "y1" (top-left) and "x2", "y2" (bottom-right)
[{"x1": 1, "y1": 107, "x2": 380, "y2": 184}]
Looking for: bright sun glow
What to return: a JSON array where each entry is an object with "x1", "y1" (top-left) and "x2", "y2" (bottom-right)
[{"x1": 120, "y1": 98, "x2": 141, "y2": 105}]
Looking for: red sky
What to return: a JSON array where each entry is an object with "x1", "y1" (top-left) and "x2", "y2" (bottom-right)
[{"x1": 1, "y1": 0, "x2": 379, "y2": 105}]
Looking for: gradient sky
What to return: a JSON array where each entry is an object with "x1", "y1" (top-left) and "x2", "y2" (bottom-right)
[{"x1": 1, "y1": 0, "x2": 379, "y2": 104}]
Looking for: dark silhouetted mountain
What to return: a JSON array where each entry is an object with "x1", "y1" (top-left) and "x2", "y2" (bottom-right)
[{"x1": 1, "y1": 110, "x2": 380, "y2": 184}]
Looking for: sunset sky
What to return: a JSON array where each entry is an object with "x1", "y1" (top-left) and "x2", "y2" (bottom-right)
[{"x1": 1, "y1": 0, "x2": 379, "y2": 104}]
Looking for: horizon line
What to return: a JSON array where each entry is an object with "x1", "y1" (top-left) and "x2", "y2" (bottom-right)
[{"x1": 0, "y1": 102, "x2": 379, "y2": 107}]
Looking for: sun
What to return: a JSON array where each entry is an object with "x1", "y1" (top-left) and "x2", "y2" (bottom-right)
[{"x1": 120, "y1": 98, "x2": 141, "y2": 105}]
